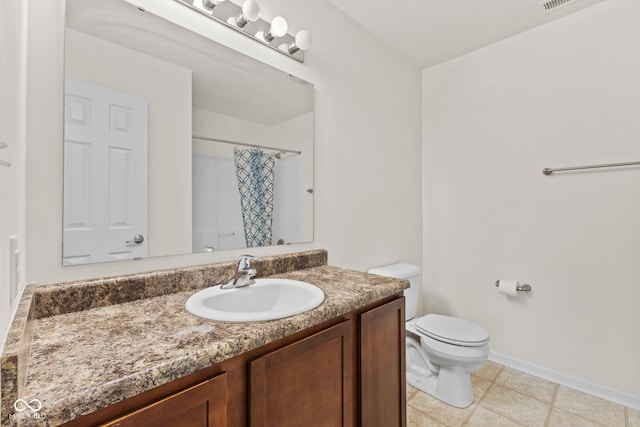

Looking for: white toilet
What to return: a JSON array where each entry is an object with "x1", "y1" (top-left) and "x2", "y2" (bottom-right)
[{"x1": 368, "y1": 263, "x2": 490, "y2": 408}]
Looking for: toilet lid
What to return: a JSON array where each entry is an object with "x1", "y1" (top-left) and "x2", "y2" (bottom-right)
[{"x1": 415, "y1": 314, "x2": 489, "y2": 347}]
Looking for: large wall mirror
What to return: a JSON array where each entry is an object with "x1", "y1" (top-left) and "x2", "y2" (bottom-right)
[{"x1": 62, "y1": 0, "x2": 314, "y2": 266}]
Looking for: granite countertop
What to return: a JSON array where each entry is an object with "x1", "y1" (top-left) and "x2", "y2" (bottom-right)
[{"x1": 1, "y1": 250, "x2": 408, "y2": 426}]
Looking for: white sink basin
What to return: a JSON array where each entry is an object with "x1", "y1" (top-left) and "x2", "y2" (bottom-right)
[{"x1": 185, "y1": 278, "x2": 325, "y2": 322}]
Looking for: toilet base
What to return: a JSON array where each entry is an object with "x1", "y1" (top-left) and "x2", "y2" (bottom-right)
[
  {"x1": 407, "y1": 370, "x2": 437, "y2": 398},
  {"x1": 408, "y1": 365, "x2": 475, "y2": 409},
  {"x1": 406, "y1": 335, "x2": 476, "y2": 409}
]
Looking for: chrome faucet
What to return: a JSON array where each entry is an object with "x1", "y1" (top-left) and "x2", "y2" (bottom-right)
[{"x1": 220, "y1": 255, "x2": 257, "y2": 289}]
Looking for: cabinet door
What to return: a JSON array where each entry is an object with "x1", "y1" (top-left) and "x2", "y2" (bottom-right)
[
  {"x1": 360, "y1": 297, "x2": 406, "y2": 427},
  {"x1": 249, "y1": 321, "x2": 353, "y2": 427},
  {"x1": 102, "y1": 373, "x2": 227, "y2": 427}
]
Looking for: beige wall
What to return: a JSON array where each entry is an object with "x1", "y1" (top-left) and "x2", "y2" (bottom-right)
[
  {"x1": 192, "y1": 108, "x2": 270, "y2": 159},
  {"x1": 0, "y1": 0, "x2": 28, "y2": 345},
  {"x1": 14, "y1": 0, "x2": 422, "y2": 290},
  {"x1": 263, "y1": 113, "x2": 314, "y2": 242},
  {"x1": 422, "y1": 0, "x2": 640, "y2": 398}
]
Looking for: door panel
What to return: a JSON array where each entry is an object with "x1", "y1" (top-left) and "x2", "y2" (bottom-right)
[
  {"x1": 360, "y1": 297, "x2": 406, "y2": 427},
  {"x1": 63, "y1": 78, "x2": 148, "y2": 265}
]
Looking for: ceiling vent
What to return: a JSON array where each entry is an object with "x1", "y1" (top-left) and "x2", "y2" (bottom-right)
[{"x1": 539, "y1": 0, "x2": 581, "y2": 12}]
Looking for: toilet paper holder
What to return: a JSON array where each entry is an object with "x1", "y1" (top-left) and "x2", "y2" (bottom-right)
[{"x1": 494, "y1": 280, "x2": 532, "y2": 292}]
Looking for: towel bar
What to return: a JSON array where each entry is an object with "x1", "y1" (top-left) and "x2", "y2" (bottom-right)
[{"x1": 543, "y1": 160, "x2": 640, "y2": 175}]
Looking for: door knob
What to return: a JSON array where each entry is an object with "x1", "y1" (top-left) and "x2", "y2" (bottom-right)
[{"x1": 126, "y1": 234, "x2": 144, "y2": 244}]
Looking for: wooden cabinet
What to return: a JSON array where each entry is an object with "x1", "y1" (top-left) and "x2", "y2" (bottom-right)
[
  {"x1": 249, "y1": 321, "x2": 353, "y2": 427},
  {"x1": 246, "y1": 298, "x2": 406, "y2": 427},
  {"x1": 69, "y1": 296, "x2": 405, "y2": 427},
  {"x1": 101, "y1": 373, "x2": 227, "y2": 427},
  {"x1": 359, "y1": 297, "x2": 406, "y2": 427}
]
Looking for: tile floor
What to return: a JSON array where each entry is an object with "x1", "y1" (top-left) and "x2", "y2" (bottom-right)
[{"x1": 407, "y1": 361, "x2": 640, "y2": 427}]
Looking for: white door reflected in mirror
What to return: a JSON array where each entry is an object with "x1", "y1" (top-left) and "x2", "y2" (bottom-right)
[{"x1": 63, "y1": 79, "x2": 148, "y2": 266}]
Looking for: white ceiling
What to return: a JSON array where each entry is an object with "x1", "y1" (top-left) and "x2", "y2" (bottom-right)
[{"x1": 327, "y1": 0, "x2": 609, "y2": 69}]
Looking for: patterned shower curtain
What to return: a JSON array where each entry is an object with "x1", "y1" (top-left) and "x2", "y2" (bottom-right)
[{"x1": 233, "y1": 147, "x2": 276, "y2": 247}]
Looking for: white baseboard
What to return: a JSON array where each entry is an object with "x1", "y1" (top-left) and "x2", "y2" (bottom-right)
[{"x1": 489, "y1": 352, "x2": 640, "y2": 411}]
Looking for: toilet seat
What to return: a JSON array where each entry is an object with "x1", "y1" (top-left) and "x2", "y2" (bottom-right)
[
  {"x1": 415, "y1": 314, "x2": 489, "y2": 347},
  {"x1": 419, "y1": 333, "x2": 489, "y2": 360}
]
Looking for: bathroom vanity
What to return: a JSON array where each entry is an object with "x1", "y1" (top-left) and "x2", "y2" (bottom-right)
[{"x1": 1, "y1": 250, "x2": 408, "y2": 426}]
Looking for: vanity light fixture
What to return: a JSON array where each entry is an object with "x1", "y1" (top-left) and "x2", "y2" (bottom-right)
[{"x1": 174, "y1": 0, "x2": 311, "y2": 62}]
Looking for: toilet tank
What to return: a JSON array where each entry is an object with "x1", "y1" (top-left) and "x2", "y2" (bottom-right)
[{"x1": 368, "y1": 263, "x2": 421, "y2": 321}]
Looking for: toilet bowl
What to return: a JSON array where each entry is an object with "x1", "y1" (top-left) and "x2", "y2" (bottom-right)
[
  {"x1": 368, "y1": 263, "x2": 490, "y2": 409},
  {"x1": 406, "y1": 314, "x2": 489, "y2": 408}
]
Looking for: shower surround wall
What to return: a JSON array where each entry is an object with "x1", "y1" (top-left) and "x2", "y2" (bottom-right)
[{"x1": 422, "y1": 0, "x2": 640, "y2": 400}]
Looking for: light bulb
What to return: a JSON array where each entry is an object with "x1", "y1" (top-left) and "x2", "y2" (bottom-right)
[
  {"x1": 242, "y1": 0, "x2": 260, "y2": 21},
  {"x1": 295, "y1": 30, "x2": 312, "y2": 50},
  {"x1": 202, "y1": 0, "x2": 222, "y2": 11},
  {"x1": 235, "y1": 0, "x2": 260, "y2": 28},
  {"x1": 264, "y1": 16, "x2": 288, "y2": 42},
  {"x1": 288, "y1": 30, "x2": 312, "y2": 54},
  {"x1": 270, "y1": 17, "x2": 288, "y2": 37}
]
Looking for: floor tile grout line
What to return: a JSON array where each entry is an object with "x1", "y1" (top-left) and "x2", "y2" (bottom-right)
[
  {"x1": 460, "y1": 402, "x2": 478, "y2": 426},
  {"x1": 464, "y1": 365, "x2": 534, "y2": 427},
  {"x1": 476, "y1": 364, "x2": 556, "y2": 427},
  {"x1": 477, "y1": 405, "x2": 529, "y2": 427},
  {"x1": 461, "y1": 380, "x2": 495, "y2": 426},
  {"x1": 477, "y1": 382, "x2": 541, "y2": 427},
  {"x1": 543, "y1": 383, "x2": 559, "y2": 427},
  {"x1": 492, "y1": 380, "x2": 556, "y2": 406},
  {"x1": 406, "y1": 391, "x2": 453, "y2": 427},
  {"x1": 495, "y1": 366, "x2": 558, "y2": 404},
  {"x1": 625, "y1": 407, "x2": 628, "y2": 427},
  {"x1": 552, "y1": 386, "x2": 627, "y2": 426},
  {"x1": 463, "y1": 364, "x2": 496, "y2": 425}
]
